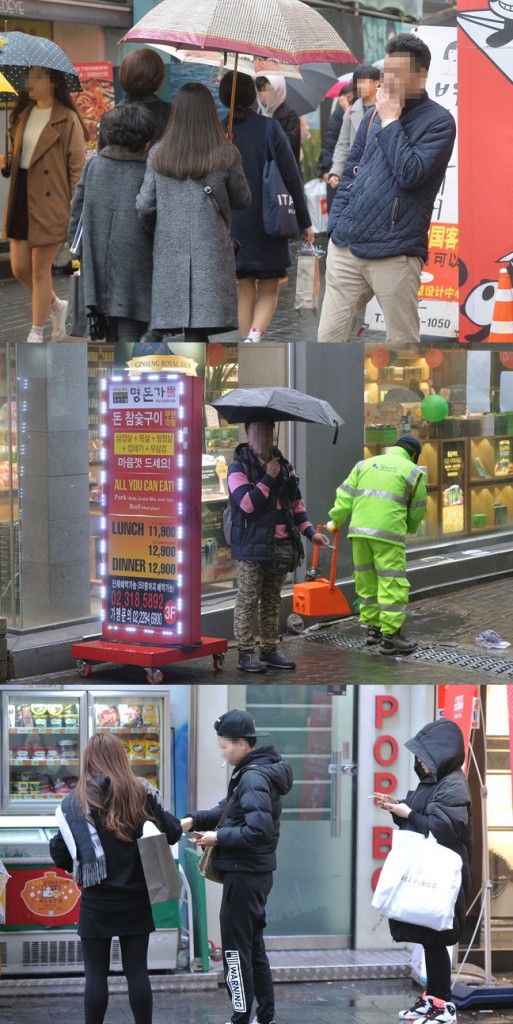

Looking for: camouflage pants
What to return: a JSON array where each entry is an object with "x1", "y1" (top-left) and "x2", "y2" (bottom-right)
[{"x1": 234, "y1": 561, "x2": 288, "y2": 655}]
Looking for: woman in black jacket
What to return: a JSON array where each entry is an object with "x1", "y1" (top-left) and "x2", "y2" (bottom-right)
[
  {"x1": 50, "y1": 733, "x2": 182, "y2": 1024},
  {"x1": 375, "y1": 719, "x2": 472, "y2": 1024}
]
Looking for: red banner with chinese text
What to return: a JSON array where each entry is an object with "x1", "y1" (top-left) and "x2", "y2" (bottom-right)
[{"x1": 440, "y1": 685, "x2": 479, "y2": 771}]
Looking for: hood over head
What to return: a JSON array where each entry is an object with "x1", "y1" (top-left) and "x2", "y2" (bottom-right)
[
  {"x1": 405, "y1": 719, "x2": 465, "y2": 782},
  {"x1": 233, "y1": 744, "x2": 293, "y2": 796},
  {"x1": 257, "y1": 75, "x2": 287, "y2": 116}
]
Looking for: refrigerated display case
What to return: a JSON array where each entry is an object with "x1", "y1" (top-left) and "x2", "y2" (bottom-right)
[{"x1": 0, "y1": 685, "x2": 179, "y2": 974}]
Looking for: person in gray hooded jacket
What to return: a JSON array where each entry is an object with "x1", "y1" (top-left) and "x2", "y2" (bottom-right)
[
  {"x1": 181, "y1": 710, "x2": 293, "y2": 1024},
  {"x1": 375, "y1": 718, "x2": 472, "y2": 1024},
  {"x1": 69, "y1": 103, "x2": 155, "y2": 359}
]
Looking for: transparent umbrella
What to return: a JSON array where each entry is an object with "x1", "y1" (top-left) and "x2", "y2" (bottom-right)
[{"x1": 124, "y1": 0, "x2": 355, "y2": 135}]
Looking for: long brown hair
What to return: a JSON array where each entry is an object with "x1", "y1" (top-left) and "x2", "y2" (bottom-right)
[
  {"x1": 72, "y1": 733, "x2": 151, "y2": 842},
  {"x1": 152, "y1": 81, "x2": 238, "y2": 179},
  {"x1": 10, "y1": 69, "x2": 89, "y2": 142}
]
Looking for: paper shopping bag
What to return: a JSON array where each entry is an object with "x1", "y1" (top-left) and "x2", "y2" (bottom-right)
[
  {"x1": 372, "y1": 830, "x2": 462, "y2": 931},
  {"x1": 137, "y1": 832, "x2": 180, "y2": 905}
]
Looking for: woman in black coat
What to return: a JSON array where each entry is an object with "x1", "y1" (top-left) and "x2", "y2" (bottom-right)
[
  {"x1": 98, "y1": 49, "x2": 171, "y2": 150},
  {"x1": 50, "y1": 733, "x2": 182, "y2": 1024},
  {"x1": 219, "y1": 72, "x2": 313, "y2": 344},
  {"x1": 375, "y1": 719, "x2": 472, "y2": 1024}
]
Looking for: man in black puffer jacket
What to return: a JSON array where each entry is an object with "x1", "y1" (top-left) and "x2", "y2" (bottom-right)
[
  {"x1": 318, "y1": 33, "x2": 456, "y2": 345},
  {"x1": 181, "y1": 710, "x2": 293, "y2": 1024},
  {"x1": 375, "y1": 718, "x2": 472, "y2": 1024}
]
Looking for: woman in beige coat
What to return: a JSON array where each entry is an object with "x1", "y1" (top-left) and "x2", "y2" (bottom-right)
[{"x1": 1, "y1": 66, "x2": 87, "y2": 343}]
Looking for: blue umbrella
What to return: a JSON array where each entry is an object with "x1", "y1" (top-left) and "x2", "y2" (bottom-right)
[{"x1": 0, "y1": 32, "x2": 81, "y2": 94}]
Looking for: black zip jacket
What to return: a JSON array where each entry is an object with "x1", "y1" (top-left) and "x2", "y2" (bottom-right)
[{"x1": 190, "y1": 745, "x2": 293, "y2": 874}]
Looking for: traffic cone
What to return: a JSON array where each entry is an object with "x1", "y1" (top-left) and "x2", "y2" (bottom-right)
[{"x1": 488, "y1": 268, "x2": 513, "y2": 343}]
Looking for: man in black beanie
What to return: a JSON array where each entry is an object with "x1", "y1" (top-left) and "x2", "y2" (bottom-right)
[{"x1": 181, "y1": 710, "x2": 293, "y2": 1024}]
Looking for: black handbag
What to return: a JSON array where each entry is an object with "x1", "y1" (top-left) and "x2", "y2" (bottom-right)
[
  {"x1": 66, "y1": 215, "x2": 88, "y2": 338},
  {"x1": 268, "y1": 538, "x2": 303, "y2": 575}
]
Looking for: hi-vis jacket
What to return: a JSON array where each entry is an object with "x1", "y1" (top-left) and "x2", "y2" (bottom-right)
[{"x1": 329, "y1": 446, "x2": 427, "y2": 547}]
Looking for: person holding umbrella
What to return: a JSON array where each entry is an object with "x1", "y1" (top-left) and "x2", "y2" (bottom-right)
[
  {"x1": 228, "y1": 412, "x2": 328, "y2": 672},
  {"x1": 0, "y1": 35, "x2": 87, "y2": 343},
  {"x1": 218, "y1": 72, "x2": 313, "y2": 345}
]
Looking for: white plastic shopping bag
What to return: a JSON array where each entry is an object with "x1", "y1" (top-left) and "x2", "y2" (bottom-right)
[
  {"x1": 372, "y1": 831, "x2": 462, "y2": 931},
  {"x1": 304, "y1": 178, "x2": 328, "y2": 234}
]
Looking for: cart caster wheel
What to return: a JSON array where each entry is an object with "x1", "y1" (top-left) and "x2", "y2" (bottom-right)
[
  {"x1": 76, "y1": 660, "x2": 92, "y2": 678},
  {"x1": 147, "y1": 668, "x2": 164, "y2": 684},
  {"x1": 208, "y1": 940, "x2": 223, "y2": 962},
  {"x1": 213, "y1": 653, "x2": 225, "y2": 672},
  {"x1": 287, "y1": 613, "x2": 304, "y2": 634}
]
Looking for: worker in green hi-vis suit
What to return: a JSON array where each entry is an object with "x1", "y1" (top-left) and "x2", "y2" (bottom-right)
[{"x1": 327, "y1": 435, "x2": 427, "y2": 657}]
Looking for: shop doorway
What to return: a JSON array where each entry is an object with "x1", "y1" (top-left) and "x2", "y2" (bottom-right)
[{"x1": 229, "y1": 683, "x2": 356, "y2": 948}]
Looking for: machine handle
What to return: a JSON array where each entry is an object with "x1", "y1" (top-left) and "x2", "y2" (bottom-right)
[{"x1": 311, "y1": 524, "x2": 340, "y2": 589}]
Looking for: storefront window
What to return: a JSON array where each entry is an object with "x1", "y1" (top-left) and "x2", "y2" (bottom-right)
[
  {"x1": 229, "y1": 683, "x2": 355, "y2": 941},
  {"x1": 484, "y1": 687, "x2": 513, "y2": 936},
  {"x1": 364, "y1": 344, "x2": 513, "y2": 542},
  {"x1": 0, "y1": 344, "x2": 19, "y2": 627}
]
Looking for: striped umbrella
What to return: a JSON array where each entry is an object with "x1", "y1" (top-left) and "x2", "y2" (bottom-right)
[
  {"x1": 124, "y1": 0, "x2": 355, "y2": 135},
  {"x1": 0, "y1": 32, "x2": 81, "y2": 94}
]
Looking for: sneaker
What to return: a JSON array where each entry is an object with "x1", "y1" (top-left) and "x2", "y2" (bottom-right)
[
  {"x1": 237, "y1": 651, "x2": 267, "y2": 673},
  {"x1": 49, "y1": 299, "x2": 68, "y2": 341},
  {"x1": 26, "y1": 328, "x2": 44, "y2": 343},
  {"x1": 366, "y1": 626, "x2": 382, "y2": 646},
  {"x1": 380, "y1": 629, "x2": 418, "y2": 656},
  {"x1": 423, "y1": 1000, "x2": 456, "y2": 1024},
  {"x1": 260, "y1": 651, "x2": 296, "y2": 670},
  {"x1": 398, "y1": 993, "x2": 434, "y2": 1020}
]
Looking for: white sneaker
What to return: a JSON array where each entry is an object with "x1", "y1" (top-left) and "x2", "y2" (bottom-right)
[
  {"x1": 399, "y1": 994, "x2": 434, "y2": 1020},
  {"x1": 424, "y1": 1001, "x2": 457, "y2": 1024},
  {"x1": 49, "y1": 300, "x2": 68, "y2": 341},
  {"x1": 26, "y1": 329, "x2": 44, "y2": 343}
]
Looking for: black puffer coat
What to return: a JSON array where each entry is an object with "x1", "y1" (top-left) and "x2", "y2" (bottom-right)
[
  {"x1": 389, "y1": 718, "x2": 472, "y2": 947},
  {"x1": 190, "y1": 745, "x2": 293, "y2": 874}
]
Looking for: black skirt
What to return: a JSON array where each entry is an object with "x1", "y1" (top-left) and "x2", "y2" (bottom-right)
[
  {"x1": 78, "y1": 886, "x2": 155, "y2": 939},
  {"x1": 7, "y1": 168, "x2": 29, "y2": 241}
]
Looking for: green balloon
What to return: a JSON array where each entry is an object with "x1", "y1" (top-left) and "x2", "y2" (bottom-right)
[{"x1": 420, "y1": 394, "x2": 448, "y2": 422}]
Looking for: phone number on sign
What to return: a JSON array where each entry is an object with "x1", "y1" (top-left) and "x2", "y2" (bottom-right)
[{"x1": 110, "y1": 590, "x2": 166, "y2": 609}]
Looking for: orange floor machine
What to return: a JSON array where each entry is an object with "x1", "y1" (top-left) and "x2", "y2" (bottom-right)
[{"x1": 292, "y1": 525, "x2": 352, "y2": 624}]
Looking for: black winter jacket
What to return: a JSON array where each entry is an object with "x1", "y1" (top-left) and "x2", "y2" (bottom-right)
[
  {"x1": 273, "y1": 102, "x2": 301, "y2": 166},
  {"x1": 389, "y1": 719, "x2": 472, "y2": 947},
  {"x1": 318, "y1": 104, "x2": 344, "y2": 174},
  {"x1": 190, "y1": 745, "x2": 293, "y2": 874},
  {"x1": 328, "y1": 91, "x2": 456, "y2": 261},
  {"x1": 228, "y1": 442, "x2": 314, "y2": 563}
]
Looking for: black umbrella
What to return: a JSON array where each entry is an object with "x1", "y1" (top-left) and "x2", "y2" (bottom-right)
[
  {"x1": 269, "y1": 63, "x2": 339, "y2": 115},
  {"x1": 212, "y1": 386, "x2": 344, "y2": 442},
  {"x1": 0, "y1": 32, "x2": 82, "y2": 94}
]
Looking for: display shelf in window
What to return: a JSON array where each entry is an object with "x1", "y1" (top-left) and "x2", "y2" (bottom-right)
[{"x1": 470, "y1": 436, "x2": 513, "y2": 482}]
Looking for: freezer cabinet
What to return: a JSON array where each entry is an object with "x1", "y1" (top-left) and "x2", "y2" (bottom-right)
[{"x1": 2, "y1": 691, "x2": 87, "y2": 812}]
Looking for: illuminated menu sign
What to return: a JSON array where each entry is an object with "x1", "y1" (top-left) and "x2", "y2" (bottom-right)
[{"x1": 102, "y1": 376, "x2": 202, "y2": 645}]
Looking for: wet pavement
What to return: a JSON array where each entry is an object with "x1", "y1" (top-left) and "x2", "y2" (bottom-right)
[
  {"x1": 11, "y1": 575, "x2": 513, "y2": 689},
  {"x1": 0, "y1": 242, "x2": 327, "y2": 345},
  {"x1": 1, "y1": 977, "x2": 513, "y2": 1024}
]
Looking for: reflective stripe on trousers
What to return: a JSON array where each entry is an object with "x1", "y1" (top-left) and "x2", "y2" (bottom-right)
[{"x1": 351, "y1": 536, "x2": 409, "y2": 633}]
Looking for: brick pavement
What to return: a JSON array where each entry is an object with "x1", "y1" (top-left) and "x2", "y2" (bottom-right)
[{"x1": 0, "y1": 247, "x2": 327, "y2": 345}]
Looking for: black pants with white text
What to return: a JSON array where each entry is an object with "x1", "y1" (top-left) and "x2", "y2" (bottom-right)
[{"x1": 220, "y1": 871, "x2": 274, "y2": 1024}]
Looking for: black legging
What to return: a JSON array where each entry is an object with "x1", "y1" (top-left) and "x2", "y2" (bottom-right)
[
  {"x1": 81, "y1": 933, "x2": 152, "y2": 1024},
  {"x1": 425, "y1": 944, "x2": 452, "y2": 1002}
]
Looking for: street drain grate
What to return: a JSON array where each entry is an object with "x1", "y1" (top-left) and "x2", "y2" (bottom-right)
[{"x1": 304, "y1": 633, "x2": 513, "y2": 676}]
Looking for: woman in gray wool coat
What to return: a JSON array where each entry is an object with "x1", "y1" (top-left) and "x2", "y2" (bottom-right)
[
  {"x1": 136, "y1": 82, "x2": 251, "y2": 344},
  {"x1": 69, "y1": 103, "x2": 155, "y2": 358}
]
